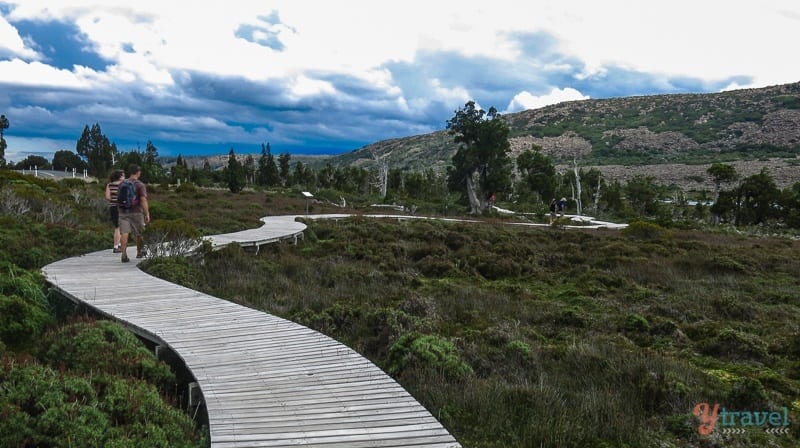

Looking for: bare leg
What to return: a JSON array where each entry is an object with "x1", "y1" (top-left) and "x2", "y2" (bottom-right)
[{"x1": 113, "y1": 227, "x2": 121, "y2": 249}]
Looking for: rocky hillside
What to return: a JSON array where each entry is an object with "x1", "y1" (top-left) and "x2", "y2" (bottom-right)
[{"x1": 328, "y1": 81, "x2": 800, "y2": 188}]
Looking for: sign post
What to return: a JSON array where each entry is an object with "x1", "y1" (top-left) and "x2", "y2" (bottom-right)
[{"x1": 302, "y1": 191, "x2": 313, "y2": 215}]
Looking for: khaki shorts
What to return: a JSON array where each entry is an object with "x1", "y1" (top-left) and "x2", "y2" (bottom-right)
[{"x1": 119, "y1": 212, "x2": 146, "y2": 236}]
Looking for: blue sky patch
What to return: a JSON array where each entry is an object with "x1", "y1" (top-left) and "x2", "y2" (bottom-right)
[
  {"x1": 12, "y1": 19, "x2": 110, "y2": 70},
  {"x1": 234, "y1": 12, "x2": 285, "y2": 51}
]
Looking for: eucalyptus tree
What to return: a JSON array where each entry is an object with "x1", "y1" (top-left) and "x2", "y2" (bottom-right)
[
  {"x1": 516, "y1": 145, "x2": 556, "y2": 203},
  {"x1": 446, "y1": 101, "x2": 512, "y2": 214},
  {"x1": 707, "y1": 163, "x2": 738, "y2": 203},
  {"x1": 52, "y1": 149, "x2": 87, "y2": 172},
  {"x1": 707, "y1": 163, "x2": 738, "y2": 224},
  {"x1": 734, "y1": 168, "x2": 780, "y2": 225}
]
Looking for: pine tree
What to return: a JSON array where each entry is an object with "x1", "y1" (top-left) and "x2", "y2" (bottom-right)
[
  {"x1": 256, "y1": 143, "x2": 281, "y2": 187},
  {"x1": 75, "y1": 123, "x2": 116, "y2": 177},
  {"x1": 225, "y1": 148, "x2": 245, "y2": 193}
]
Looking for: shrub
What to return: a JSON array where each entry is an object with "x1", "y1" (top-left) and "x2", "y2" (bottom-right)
[
  {"x1": 726, "y1": 377, "x2": 768, "y2": 409},
  {"x1": 623, "y1": 220, "x2": 668, "y2": 240},
  {"x1": 144, "y1": 219, "x2": 202, "y2": 257},
  {"x1": 0, "y1": 264, "x2": 53, "y2": 347},
  {"x1": 148, "y1": 201, "x2": 182, "y2": 220},
  {"x1": 416, "y1": 255, "x2": 458, "y2": 278},
  {"x1": 387, "y1": 333, "x2": 473, "y2": 380},
  {"x1": 701, "y1": 328, "x2": 770, "y2": 362},
  {"x1": 0, "y1": 188, "x2": 31, "y2": 216},
  {"x1": 0, "y1": 294, "x2": 53, "y2": 348},
  {"x1": 624, "y1": 314, "x2": 651, "y2": 333},
  {"x1": 40, "y1": 319, "x2": 176, "y2": 390},
  {"x1": 0, "y1": 359, "x2": 201, "y2": 448},
  {"x1": 140, "y1": 257, "x2": 202, "y2": 290},
  {"x1": 175, "y1": 182, "x2": 197, "y2": 194},
  {"x1": 504, "y1": 340, "x2": 534, "y2": 363},
  {"x1": 557, "y1": 305, "x2": 587, "y2": 327}
]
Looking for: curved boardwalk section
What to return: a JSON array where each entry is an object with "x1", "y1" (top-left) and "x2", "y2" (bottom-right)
[{"x1": 42, "y1": 215, "x2": 461, "y2": 448}]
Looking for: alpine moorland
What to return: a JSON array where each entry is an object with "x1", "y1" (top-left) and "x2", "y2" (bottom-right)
[{"x1": 141, "y1": 188, "x2": 800, "y2": 448}]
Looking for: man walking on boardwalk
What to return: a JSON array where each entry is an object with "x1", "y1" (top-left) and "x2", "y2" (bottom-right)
[{"x1": 118, "y1": 164, "x2": 150, "y2": 262}]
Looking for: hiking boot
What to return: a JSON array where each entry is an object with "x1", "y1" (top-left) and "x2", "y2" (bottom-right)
[
  {"x1": 121, "y1": 254, "x2": 130, "y2": 263},
  {"x1": 136, "y1": 237, "x2": 145, "y2": 258},
  {"x1": 113, "y1": 248, "x2": 122, "y2": 253}
]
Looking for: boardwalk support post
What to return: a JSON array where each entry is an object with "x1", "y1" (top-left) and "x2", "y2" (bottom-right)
[{"x1": 188, "y1": 381, "x2": 203, "y2": 407}]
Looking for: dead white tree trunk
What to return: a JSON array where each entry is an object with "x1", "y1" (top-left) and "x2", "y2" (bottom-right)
[
  {"x1": 593, "y1": 174, "x2": 602, "y2": 214},
  {"x1": 572, "y1": 158, "x2": 582, "y2": 216},
  {"x1": 369, "y1": 148, "x2": 389, "y2": 198}
]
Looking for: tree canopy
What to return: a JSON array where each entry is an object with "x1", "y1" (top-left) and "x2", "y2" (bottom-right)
[
  {"x1": 51, "y1": 149, "x2": 88, "y2": 172},
  {"x1": 516, "y1": 146, "x2": 557, "y2": 202},
  {"x1": 13, "y1": 155, "x2": 51, "y2": 170},
  {"x1": 76, "y1": 123, "x2": 117, "y2": 178}
]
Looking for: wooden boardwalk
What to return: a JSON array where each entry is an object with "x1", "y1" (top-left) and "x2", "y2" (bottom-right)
[{"x1": 42, "y1": 215, "x2": 461, "y2": 448}]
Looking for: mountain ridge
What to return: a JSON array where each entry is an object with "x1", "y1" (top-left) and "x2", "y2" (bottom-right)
[
  {"x1": 325, "y1": 81, "x2": 800, "y2": 188},
  {"x1": 180, "y1": 82, "x2": 800, "y2": 189}
]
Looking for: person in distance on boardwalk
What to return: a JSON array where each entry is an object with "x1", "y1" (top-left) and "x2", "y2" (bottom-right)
[
  {"x1": 557, "y1": 197, "x2": 567, "y2": 218},
  {"x1": 549, "y1": 198, "x2": 558, "y2": 225},
  {"x1": 105, "y1": 169, "x2": 125, "y2": 253},
  {"x1": 118, "y1": 164, "x2": 150, "y2": 262}
]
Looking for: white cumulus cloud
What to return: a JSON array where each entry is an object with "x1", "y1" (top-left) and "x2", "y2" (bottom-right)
[{"x1": 506, "y1": 87, "x2": 590, "y2": 112}]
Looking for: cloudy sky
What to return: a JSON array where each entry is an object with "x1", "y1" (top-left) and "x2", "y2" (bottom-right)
[{"x1": 1, "y1": 1, "x2": 799, "y2": 162}]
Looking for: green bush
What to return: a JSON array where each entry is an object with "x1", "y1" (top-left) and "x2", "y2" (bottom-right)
[
  {"x1": 504, "y1": 340, "x2": 533, "y2": 363},
  {"x1": 623, "y1": 220, "x2": 668, "y2": 240},
  {"x1": 0, "y1": 264, "x2": 53, "y2": 347},
  {"x1": 0, "y1": 359, "x2": 202, "y2": 448},
  {"x1": 40, "y1": 319, "x2": 176, "y2": 390},
  {"x1": 701, "y1": 328, "x2": 770, "y2": 362},
  {"x1": 148, "y1": 201, "x2": 182, "y2": 220},
  {"x1": 175, "y1": 182, "x2": 197, "y2": 194},
  {"x1": 727, "y1": 377, "x2": 768, "y2": 409},
  {"x1": 0, "y1": 294, "x2": 53, "y2": 348},
  {"x1": 624, "y1": 313, "x2": 651, "y2": 333},
  {"x1": 146, "y1": 219, "x2": 202, "y2": 240},
  {"x1": 387, "y1": 333, "x2": 473, "y2": 380},
  {"x1": 141, "y1": 257, "x2": 203, "y2": 290}
]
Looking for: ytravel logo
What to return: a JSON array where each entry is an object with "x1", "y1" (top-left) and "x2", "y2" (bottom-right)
[{"x1": 693, "y1": 402, "x2": 791, "y2": 435}]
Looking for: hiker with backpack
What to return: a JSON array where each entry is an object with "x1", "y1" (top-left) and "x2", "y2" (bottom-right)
[
  {"x1": 557, "y1": 197, "x2": 567, "y2": 218},
  {"x1": 117, "y1": 164, "x2": 150, "y2": 262},
  {"x1": 104, "y1": 169, "x2": 125, "y2": 253}
]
